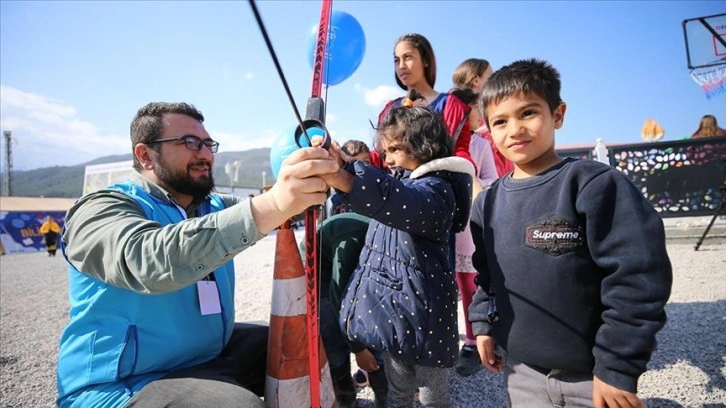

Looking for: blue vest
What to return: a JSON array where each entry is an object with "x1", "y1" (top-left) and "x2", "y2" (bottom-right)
[{"x1": 57, "y1": 182, "x2": 235, "y2": 408}]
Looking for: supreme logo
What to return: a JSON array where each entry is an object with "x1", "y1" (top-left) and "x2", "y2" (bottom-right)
[{"x1": 525, "y1": 216, "x2": 583, "y2": 256}]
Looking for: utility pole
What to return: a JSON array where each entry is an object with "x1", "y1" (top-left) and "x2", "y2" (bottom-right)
[
  {"x1": 233, "y1": 160, "x2": 241, "y2": 193},
  {"x1": 224, "y1": 160, "x2": 242, "y2": 196},
  {"x1": 2, "y1": 131, "x2": 12, "y2": 196}
]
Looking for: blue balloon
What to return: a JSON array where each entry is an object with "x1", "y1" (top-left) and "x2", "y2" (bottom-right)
[
  {"x1": 306, "y1": 11, "x2": 365, "y2": 86},
  {"x1": 270, "y1": 125, "x2": 326, "y2": 179}
]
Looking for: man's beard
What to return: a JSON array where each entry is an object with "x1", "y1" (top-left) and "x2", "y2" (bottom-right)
[{"x1": 155, "y1": 156, "x2": 215, "y2": 202}]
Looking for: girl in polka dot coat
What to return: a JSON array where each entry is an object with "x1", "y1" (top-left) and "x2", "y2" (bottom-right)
[{"x1": 320, "y1": 104, "x2": 475, "y2": 406}]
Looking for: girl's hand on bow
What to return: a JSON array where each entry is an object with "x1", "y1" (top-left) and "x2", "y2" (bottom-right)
[{"x1": 312, "y1": 138, "x2": 351, "y2": 167}]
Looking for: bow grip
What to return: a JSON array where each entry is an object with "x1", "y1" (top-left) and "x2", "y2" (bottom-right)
[{"x1": 294, "y1": 97, "x2": 331, "y2": 149}]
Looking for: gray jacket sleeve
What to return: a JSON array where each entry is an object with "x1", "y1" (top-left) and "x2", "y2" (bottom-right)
[{"x1": 62, "y1": 191, "x2": 265, "y2": 294}]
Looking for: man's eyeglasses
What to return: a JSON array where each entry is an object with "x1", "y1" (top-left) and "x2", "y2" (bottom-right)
[{"x1": 148, "y1": 135, "x2": 219, "y2": 153}]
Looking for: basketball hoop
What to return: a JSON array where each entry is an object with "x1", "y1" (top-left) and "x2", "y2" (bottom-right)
[{"x1": 690, "y1": 64, "x2": 726, "y2": 100}]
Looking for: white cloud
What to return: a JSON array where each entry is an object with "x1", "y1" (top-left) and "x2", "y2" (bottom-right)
[
  {"x1": 220, "y1": 65, "x2": 234, "y2": 82},
  {"x1": 210, "y1": 128, "x2": 281, "y2": 153},
  {"x1": 220, "y1": 66, "x2": 254, "y2": 83},
  {"x1": 354, "y1": 84, "x2": 403, "y2": 109},
  {"x1": 0, "y1": 85, "x2": 128, "y2": 171}
]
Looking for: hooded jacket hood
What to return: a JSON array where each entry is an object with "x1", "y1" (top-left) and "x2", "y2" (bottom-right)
[{"x1": 411, "y1": 156, "x2": 475, "y2": 233}]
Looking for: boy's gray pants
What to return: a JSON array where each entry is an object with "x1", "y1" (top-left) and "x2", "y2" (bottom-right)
[{"x1": 501, "y1": 347, "x2": 594, "y2": 408}]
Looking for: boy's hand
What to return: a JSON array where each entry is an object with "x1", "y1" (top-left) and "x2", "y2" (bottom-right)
[
  {"x1": 354, "y1": 349, "x2": 380, "y2": 372},
  {"x1": 476, "y1": 335, "x2": 503, "y2": 373},
  {"x1": 593, "y1": 376, "x2": 644, "y2": 408}
]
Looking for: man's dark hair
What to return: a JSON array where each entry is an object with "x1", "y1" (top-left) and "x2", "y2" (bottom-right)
[
  {"x1": 376, "y1": 106, "x2": 452, "y2": 164},
  {"x1": 130, "y1": 102, "x2": 205, "y2": 171},
  {"x1": 479, "y1": 58, "x2": 562, "y2": 126}
]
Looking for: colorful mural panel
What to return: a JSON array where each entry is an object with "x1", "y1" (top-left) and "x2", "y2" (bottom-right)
[{"x1": 0, "y1": 211, "x2": 67, "y2": 254}]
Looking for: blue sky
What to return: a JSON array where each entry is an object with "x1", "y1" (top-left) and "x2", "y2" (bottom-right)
[{"x1": 1, "y1": 1, "x2": 725, "y2": 171}]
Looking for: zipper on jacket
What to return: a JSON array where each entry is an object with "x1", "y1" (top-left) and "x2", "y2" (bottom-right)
[
  {"x1": 117, "y1": 325, "x2": 139, "y2": 377},
  {"x1": 219, "y1": 301, "x2": 228, "y2": 350},
  {"x1": 118, "y1": 325, "x2": 139, "y2": 396}
]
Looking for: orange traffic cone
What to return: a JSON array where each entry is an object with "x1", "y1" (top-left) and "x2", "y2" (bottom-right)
[{"x1": 265, "y1": 226, "x2": 336, "y2": 407}]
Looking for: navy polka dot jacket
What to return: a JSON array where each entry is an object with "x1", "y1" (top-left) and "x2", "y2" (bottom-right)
[{"x1": 338, "y1": 156, "x2": 475, "y2": 368}]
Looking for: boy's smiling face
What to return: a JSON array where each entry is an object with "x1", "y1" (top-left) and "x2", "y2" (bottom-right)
[{"x1": 485, "y1": 92, "x2": 566, "y2": 178}]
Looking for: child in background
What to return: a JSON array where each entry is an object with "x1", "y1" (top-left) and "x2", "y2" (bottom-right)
[
  {"x1": 313, "y1": 213, "x2": 388, "y2": 408},
  {"x1": 341, "y1": 140, "x2": 372, "y2": 164},
  {"x1": 447, "y1": 85, "x2": 499, "y2": 377},
  {"x1": 469, "y1": 58, "x2": 672, "y2": 408},
  {"x1": 319, "y1": 104, "x2": 475, "y2": 407},
  {"x1": 449, "y1": 58, "x2": 511, "y2": 377},
  {"x1": 691, "y1": 114, "x2": 726, "y2": 138},
  {"x1": 452, "y1": 58, "x2": 514, "y2": 176},
  {"x1": 327, "y1": 140, "x2": 371, "y2": 216}
]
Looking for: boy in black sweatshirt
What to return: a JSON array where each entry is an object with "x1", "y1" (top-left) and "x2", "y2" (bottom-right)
[{"x1": 468, "y1": 58, "x2": 672, "y2": 408}]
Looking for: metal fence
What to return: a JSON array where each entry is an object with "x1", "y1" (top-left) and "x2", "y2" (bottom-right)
[{"x1": 556, "y1": 136, "x2": 726, "y2": 218}]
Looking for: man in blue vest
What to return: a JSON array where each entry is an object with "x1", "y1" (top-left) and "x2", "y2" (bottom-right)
[{"x1": 57, "y1": 102, "x2": 338, "y2": 408}]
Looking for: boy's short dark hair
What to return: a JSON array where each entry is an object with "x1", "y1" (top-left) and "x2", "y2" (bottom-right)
[
  {"x1": 479, "y1": 58, "x2": 562, "y2": 126},
  {"x1": 376, "y1": 106, "x2": 452, "y2": 164}
]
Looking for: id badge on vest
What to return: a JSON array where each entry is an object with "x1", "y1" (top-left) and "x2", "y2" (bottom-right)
[{"x1": 197, "y1": 281, "x2": 222, "y2": 315}]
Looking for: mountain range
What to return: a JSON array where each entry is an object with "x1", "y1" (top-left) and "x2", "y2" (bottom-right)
[{"x1": 0, "y1": 148, "x2": 273, "y2": 198}]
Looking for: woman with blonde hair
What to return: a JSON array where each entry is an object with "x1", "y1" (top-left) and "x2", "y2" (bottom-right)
[{"x1": 692, "y1": 114, "x2": 726, "y2": 138}]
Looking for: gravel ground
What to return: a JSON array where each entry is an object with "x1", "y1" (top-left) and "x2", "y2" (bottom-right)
[{"x1": 1, "y1": 239, "x2": 724, "y2": 408}]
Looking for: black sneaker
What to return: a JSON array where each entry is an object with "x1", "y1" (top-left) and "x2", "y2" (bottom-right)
[
  {"x1": 455, "y1": 345, "x2": 483, "y2": 376},
  {"x1": 353, "y1": 368, "x2": 369, "y2": 388},
  {"x1": 330, "y1": 361, "x2": 356, "y2": 408}
]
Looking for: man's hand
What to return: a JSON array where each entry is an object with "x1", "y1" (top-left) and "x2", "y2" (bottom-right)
[
  {"x1": 252, "y1": 147, "x2": 337, "y2": 234},
  {"x1": 593, "y1": 376, "x2": 644, "y2": 408},
  {"x1": 354, "y1": 349, "x2": 380, "y2": 372},
  {"x1": 476, "y1": 335, "x2": 503, "y2": 373},
  {"x1": 308, "y1": 138, "x2": 355, "y2": 193}
]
